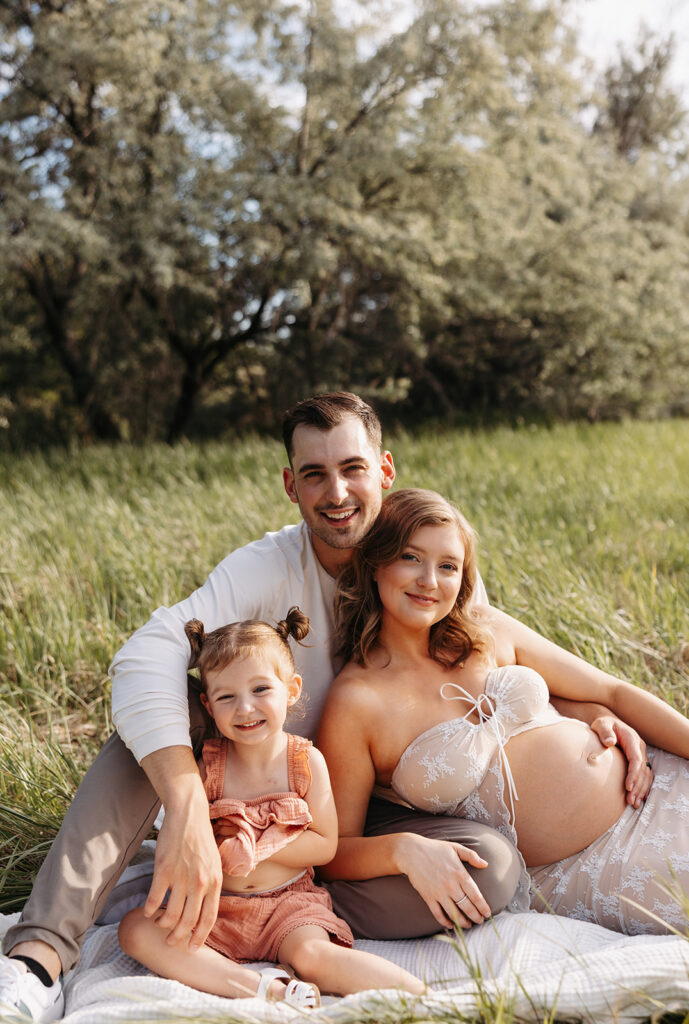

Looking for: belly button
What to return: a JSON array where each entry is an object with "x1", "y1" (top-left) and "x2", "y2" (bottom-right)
[{"x1": 587, "y1": 751, "x2": 600, "y2": 764}]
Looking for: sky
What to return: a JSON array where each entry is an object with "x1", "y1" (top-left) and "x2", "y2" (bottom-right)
[{"x1": 573, "y1": 0, "x2": 689, "y2": 96}]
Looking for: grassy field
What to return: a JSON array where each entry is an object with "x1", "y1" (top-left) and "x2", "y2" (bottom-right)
[{"x1": 1, "y1": 419, "x2": 688, "y2": 1014}]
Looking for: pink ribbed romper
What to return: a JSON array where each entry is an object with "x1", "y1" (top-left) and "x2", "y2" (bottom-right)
[{"x1": 203, "y1": 733, "x2": 353, "y2": 963}]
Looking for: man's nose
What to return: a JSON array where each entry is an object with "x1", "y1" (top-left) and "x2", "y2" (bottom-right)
[{"x1": 325, "y1": 473, "x2": 348, "y2": 504}]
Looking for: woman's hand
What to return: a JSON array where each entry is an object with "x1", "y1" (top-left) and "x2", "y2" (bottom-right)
[
  {"x1": 590, "y1": 715, "x2": 653, "y2": 808},
  {"x1": 395, "y1": 832, "x2": 491, "y2": 929}
]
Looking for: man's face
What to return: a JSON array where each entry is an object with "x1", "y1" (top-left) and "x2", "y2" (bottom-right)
[{"x1": 283, "y1": 416, "x2": 395, "y2": 575}]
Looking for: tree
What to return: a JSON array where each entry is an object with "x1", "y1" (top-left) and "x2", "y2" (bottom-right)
[
  {"x1": 594, "y1": 29, "x2": 686, "y2": 163},
  {"x1": 1, "y1": 0, "x2": 688, "y2": 444}
]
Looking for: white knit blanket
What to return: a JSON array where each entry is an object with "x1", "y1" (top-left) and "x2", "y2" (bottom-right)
[{"x1": 3, "y1": 861, "x2": 689, "y2": 1023}]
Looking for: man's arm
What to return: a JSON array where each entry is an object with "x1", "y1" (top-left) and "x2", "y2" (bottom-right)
[
  {"x1": 139, "y1": 747, "x2": 221, "y2": 950},
  {"x1": 110, "y1": 542, "x2": 272, "y2": 761}
]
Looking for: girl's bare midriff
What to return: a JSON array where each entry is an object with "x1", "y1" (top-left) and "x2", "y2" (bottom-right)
[{"x1": 506, "y1": 718, "x2": 628, "y2": 867}]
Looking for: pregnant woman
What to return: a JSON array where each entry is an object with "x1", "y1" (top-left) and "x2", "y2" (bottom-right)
[{"x1": 318, "y1": 488, "x2": 689, "y2": 935}]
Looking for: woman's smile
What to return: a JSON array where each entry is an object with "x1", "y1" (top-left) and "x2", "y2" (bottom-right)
[{"x1": 405, "y1": 592, "x2": 438, "y2": 606}]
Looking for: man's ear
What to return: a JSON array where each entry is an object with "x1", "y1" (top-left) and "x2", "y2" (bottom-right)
[
  {"x1": 283, "y1": 467, "x2": 299, "y2": 504},
  {"x1": 286, "y1": 673, "x2": 302, "y2": 706},
  {"x1": 380, "y1": 450, "x2": 395, "y2": 491}
]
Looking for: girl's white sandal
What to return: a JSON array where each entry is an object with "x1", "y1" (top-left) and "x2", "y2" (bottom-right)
[{"x1": 257, "y1": 967, "x2": 321, "y2": 1008}]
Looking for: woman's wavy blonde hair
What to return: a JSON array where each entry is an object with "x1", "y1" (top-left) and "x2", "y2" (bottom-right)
[{"x1": 334, "y1": 489, "x2": 491, "y2": 668}]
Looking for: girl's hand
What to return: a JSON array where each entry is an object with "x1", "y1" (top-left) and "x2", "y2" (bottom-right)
[
  {"x1": 214, "y1": 822, "x2": 240, "y2": 840},
  {"x1": 590, "y1": 715, "x2": 653, "y2": 808},
  {"x1": 395, "y1": 833, "x2": 490, "y2": 929}
]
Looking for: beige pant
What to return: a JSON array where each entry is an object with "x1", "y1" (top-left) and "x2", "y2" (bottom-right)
[{"x1": 3, "y1": 685, "x2": 522, "y2": 972}]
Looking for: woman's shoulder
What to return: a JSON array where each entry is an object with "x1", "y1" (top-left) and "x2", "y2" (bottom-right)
[
  {"x1": 330, "y1": 657, "x2": 388, "y2": 700},
  {"x1": 473, "y1": 603, "x2": 512, "y2": 632},
  {"x1": 473, "y1": 604, "x2": 520, "y2": 662},
  {"x1": 319, "y1": 659, "x2": 387, "y2": 734}
]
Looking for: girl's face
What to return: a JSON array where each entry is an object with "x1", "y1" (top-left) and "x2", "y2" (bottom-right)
[
  {"x1": 201, "y1": 653, "x2": 301, "y2": 745},
  {"x1": 374, "y1": 522, "x2": 464, "y2": 631}
]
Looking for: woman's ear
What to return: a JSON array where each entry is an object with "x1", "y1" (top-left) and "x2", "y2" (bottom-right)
[{"x1": 286, "y1": 673, "x2": 302, "y2": 706}]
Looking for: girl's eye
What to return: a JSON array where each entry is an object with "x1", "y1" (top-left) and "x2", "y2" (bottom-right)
[{"x1": 254, "y1": 685, "x2": 269, "y2": 694}]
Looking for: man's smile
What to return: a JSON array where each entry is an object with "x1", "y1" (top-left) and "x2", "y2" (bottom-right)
[{"x1": 320, "y1": 508, "x2": 358, "y2": 523}]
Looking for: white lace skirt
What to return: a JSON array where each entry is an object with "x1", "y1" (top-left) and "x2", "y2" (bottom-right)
[{"x1": 528, "y1": 746, "x2": 689, "y2": 935}]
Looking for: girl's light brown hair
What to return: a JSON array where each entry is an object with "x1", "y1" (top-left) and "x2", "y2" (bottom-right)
[
  {"x1": 334, "y1": 489, "x2": 491, "y2": 668},
  {"x1": 185, "y1": 607, "x2": 309, "y2": 690}
]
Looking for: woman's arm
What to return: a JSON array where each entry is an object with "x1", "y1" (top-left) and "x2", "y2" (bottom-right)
[
  {"x1": 551, "y1": 697, "x2": 652, "y2": 807},
  {"x1": 316, "y1": 674, "x2": 490, "y2": 929},
  {"x1": 495, "y1": 608, "x2": 689, "y2": 757},
  {"x1": 315, "y1": 676, "x2": 391, "y2": 880}
]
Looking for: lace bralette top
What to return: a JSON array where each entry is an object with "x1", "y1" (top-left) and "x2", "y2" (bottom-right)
[
  {"x1": 391, "y1": 664, "x2": 561, "y2": 819},
  {"x1": 390, "y1": 663, "x2": 562, "y2": 912}
]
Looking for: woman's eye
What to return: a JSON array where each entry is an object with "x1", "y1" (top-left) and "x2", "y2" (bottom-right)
[
  {"x1": 441, "y1": 563, "x2": 458, "y2": 572},
  {"x1": 400, "y1": 552, "x2": 417, "y2": 562}
]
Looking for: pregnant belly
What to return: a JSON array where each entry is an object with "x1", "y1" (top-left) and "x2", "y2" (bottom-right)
[{"x1": 506, "y1": 719, "x2": 628, "y2": 867}]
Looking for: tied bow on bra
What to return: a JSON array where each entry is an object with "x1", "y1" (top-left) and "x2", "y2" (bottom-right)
[{"x1": 439, "y1": 682, "x2": 519, "y2": 823}]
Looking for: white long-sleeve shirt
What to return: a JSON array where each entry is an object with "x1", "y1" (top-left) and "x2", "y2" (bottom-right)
[{"x1": 110, "y1": 520, "x2": 489, "y2": 763}]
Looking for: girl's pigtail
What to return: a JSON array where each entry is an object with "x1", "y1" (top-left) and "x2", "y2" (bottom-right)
[
  {"x1": 276, "y1": 606, "x2": 310, "y2": 644},
  {"x1": 184, "y1": 618, "x2": 205, "y2": 668}
]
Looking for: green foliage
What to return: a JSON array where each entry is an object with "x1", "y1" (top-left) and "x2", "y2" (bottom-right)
[{"x1": 1, "y1": 0, "x2": 689, "y2": 445}]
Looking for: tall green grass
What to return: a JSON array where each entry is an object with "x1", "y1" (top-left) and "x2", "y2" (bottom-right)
[{"x1": 1, "y1": 420, "x2": 688, "y2": 914}]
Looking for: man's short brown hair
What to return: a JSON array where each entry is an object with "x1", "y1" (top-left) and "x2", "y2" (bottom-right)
[{"x1": 282, "y1": 392, "x2": 382, "y2": 462}]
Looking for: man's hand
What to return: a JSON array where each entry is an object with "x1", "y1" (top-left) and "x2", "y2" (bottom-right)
[
  {"x1": 140, "y1": 746, "x2": 223, "y2": 950},
  {"x1": 590, "y1": 715, "x2": 653, "y2": 808}
]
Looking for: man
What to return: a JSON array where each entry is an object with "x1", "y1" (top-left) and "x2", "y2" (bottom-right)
[{"x1": 1, "y1": 392, "x2": 644, "y2": 1021}]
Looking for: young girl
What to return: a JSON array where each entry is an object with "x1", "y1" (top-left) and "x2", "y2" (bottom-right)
[{"x1": 118, "y1": 607, "x2": 424, "y2": 1008}]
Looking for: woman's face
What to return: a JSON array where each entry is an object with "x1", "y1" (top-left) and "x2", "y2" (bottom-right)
[{"x1": 374, "y1": 522, "x2": 465, "y2": 630}]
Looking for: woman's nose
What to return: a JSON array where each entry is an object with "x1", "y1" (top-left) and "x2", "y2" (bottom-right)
[{"x1": 418, "y1": 564, "x2": 437, "y2": 588}]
